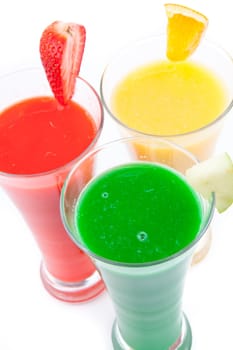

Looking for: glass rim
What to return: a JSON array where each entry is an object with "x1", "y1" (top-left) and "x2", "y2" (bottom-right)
[
  {"x1": 100, "y1": 33, "x2": 233, "y2": 139},
  {"x1": 61, "y1": 135, "x2": 216, "y2": 268},
  {"x1": 0, "y1": 67, "x2": 104, "y2": 180}
]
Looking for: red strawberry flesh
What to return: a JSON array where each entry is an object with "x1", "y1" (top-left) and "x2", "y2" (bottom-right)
[{"x1": 39, "y1": 21, "x2": 86, "y2": 105}]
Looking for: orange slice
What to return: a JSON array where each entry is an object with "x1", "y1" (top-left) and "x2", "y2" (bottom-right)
[{"x1": 165, "y1": 3, "x2": 208, "y2": 61}]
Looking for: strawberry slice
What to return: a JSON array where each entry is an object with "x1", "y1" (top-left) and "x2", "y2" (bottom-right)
[{"x1": 39, "y1": 21, "x2": 86, "y2": 105}]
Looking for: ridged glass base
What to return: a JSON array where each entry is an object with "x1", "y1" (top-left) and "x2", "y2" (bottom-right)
[
  {"x1": 112, "y1": 313, "x2": 192, "y2": 350},
  {"x1": 40, "y1": 263, "x2": 105, "y2": 303}
]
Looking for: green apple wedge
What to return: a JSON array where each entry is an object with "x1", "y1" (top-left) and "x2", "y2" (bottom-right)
[{"x1": 186, "y1": 152, "x2": 233, "y2": 213}]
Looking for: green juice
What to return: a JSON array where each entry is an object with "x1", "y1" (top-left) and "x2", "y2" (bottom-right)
[
  {"x1": 75, "y1": 162, "x2": 202, "y2": 263},
  {"x1": 74, "y1": 162, "x2": 203, "y2": 349}
]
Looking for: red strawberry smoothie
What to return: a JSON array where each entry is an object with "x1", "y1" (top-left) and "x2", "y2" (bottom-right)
[{"x1": 0, "y1": 81, "x2": 104, "y2": 302}]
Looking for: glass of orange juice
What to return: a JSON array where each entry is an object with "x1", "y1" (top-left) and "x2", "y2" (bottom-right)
[{"x1": 100, "y1": 34, "x2": 233, "y2": 263}]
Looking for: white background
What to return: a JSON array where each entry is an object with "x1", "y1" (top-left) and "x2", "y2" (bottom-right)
[{"x1": 0, "y1": 0, "x2": 233, "y2": 349}]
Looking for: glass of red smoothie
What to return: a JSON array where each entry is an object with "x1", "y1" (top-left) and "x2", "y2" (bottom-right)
[{"x1": 0, "y1": 67, "x2": 105, "y2": 302}]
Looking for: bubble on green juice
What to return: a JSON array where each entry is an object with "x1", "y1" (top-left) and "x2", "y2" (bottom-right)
[{"x1": 137, "y1": 231, "x2": 148, "y2": 242}]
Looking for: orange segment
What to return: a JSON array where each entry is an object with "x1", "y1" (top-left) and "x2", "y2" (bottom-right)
[{"x1": 165, "y1": 3, "x2": 208, "y2": 61}]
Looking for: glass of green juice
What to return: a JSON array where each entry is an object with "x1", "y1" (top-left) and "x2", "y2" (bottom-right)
[
  {"x1": 0, "y1": 67, "x2": 105, "y2": 302},
  {"x1": 100, "y1": 34, "x2": 233, "y2": 264},
  {"x1": 61, "y1": 136, "x2": 215, "y2": 350}
]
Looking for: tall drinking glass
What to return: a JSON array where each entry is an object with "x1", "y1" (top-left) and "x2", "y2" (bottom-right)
[
  {"x1": 100, "y1": 34, "x2": 233, "y2": 263},
  {"x1": 61, "y1": 136, "x2": 215, "y2": 349},
  {"x1": 0, "y1": 68, "x2": 105, "y2": 302}
]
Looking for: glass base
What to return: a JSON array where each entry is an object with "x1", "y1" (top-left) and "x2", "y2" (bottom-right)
[
  {"x1": 112, "y1": 313, "x2": 192, "y2": 350},
  {"x1": 40, "y1": 263, "x2": 105, "y2": 303}
]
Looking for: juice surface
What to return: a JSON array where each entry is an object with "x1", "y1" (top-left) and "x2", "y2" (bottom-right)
[
  {"x1": 76, "y1": 163, "x2": 202, "y2": 263},
  {"x1": 0, "y1": 96, "x2": 96, "y2": 174},
  {"x1": 112, "y1": 60, "x2": 228, "y2": 135}
]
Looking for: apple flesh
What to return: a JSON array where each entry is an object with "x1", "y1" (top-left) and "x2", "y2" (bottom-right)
[{"x1": 186, "y1": 153, "x2": 233, "y2": 213}]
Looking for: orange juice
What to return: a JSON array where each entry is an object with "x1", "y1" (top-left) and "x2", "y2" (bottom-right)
[
  {"x1": 110, "y1": 59, "x2": 231, "y2": 161},
  {"x1": 111, "y1": 60, "x2": 228, "y2": 136},
  {"x1": 101, "y1": 36, "x2": 233, "y2": 162}
]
